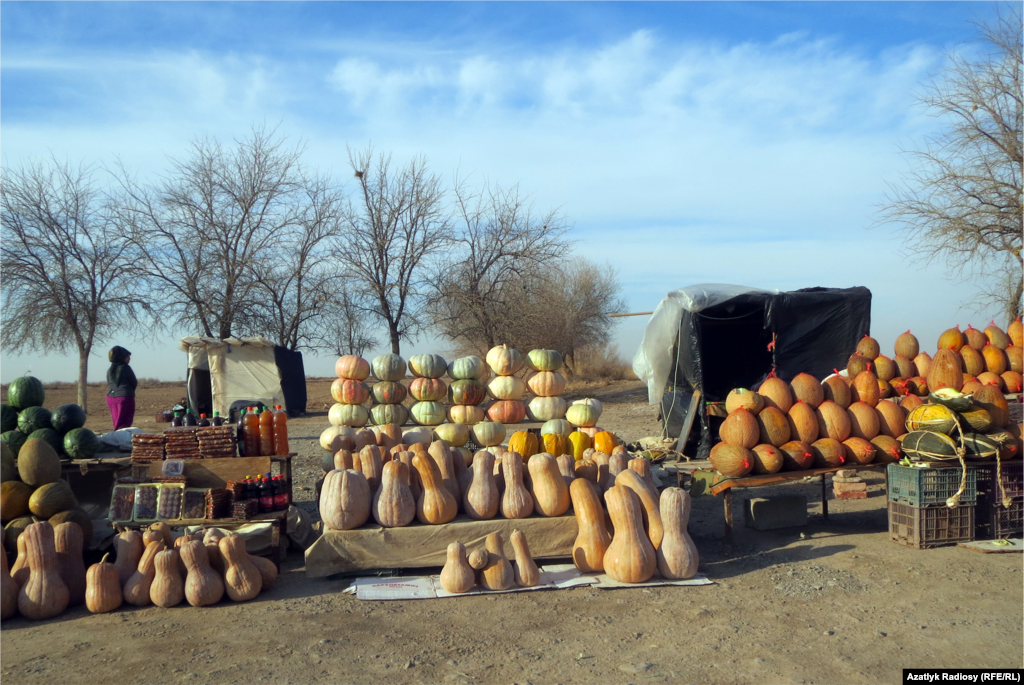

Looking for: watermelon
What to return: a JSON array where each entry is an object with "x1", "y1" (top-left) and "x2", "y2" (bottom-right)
[
  {"x1": 7, "y1": 376, "x2": 44, "y2": 411},
  {"x1": 63, "y1": 428, "x2": 101, "y2": 460},
  {"x1": 0, "y1": 430, "x2": 28, "y2": 458},
  {"x1": 51, "y1": 404, "x2": 87, "y2": 434},
  {"x1": 0, "y1": 404, "x2": 16, "y2": 433},
  {"x1": 18, "y1": 406, "x2": 53, "y2": 435},
  {"x1": 28, "y1": 428, "x2": 64, "y2": 456}
]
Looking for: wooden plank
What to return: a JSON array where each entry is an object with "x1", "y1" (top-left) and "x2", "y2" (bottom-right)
[
  {"x1": 675, "y1": 389, "x2": 702, "y2": 457},
  {"x1": 147, "y1": 456, "x2": 272, "y2": 488},
  {"x1": 709, "y1": 463, "x2": 885, "y2": 496}
]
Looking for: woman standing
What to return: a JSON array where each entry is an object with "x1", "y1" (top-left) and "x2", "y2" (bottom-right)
[{"x1": 106, "y1": 345, "x2": 138, "y2": 430}]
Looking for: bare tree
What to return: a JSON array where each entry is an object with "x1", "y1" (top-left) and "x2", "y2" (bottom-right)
[
  {"x1": 1, "y1": 157, "x2": 151, "y2": 413},
  {"x1": 428, "y1": 178, "x2": 571, "y2": 350},
  {"x1": 112, "y1": 126, "x2": 312, "y2": 339},
  {"x1": 338, "y1": 147, "x2": 452, "y2": 353},
  {"x1": 323, "y1": 287, "x2": 379, "y2": 357},
  {"x1": 880, "y1": 8, "x2": 1023, "y2": 320}
]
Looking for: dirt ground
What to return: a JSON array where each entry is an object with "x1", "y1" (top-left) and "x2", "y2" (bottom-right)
[{"x1": 2, "y1": 379, "x2": 1022, "y2": 685}]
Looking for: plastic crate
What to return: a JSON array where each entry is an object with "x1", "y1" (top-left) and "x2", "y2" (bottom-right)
[
  {"x1": 887, "y1": 463, "x2": 977, "y2": 507},
  {"x1": 975, "y1": 497, "x2": 1023, "y2": 540},
  {"x1": 888, "y1": 500, "x2": 975, "y2": 549},
  {"x1": 974, "y1": 461, "x2": 1024, "y2": 500}
]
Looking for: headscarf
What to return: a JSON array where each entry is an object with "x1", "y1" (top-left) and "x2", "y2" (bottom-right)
[{"x1": 108, "y1": 346, "x2": 131, "y2": 364}]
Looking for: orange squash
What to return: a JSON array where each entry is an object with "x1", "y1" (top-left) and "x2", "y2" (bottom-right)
[
  {"x1": 319, "y1": 469, "x2": 371, "y2": 531},
  {"x1": 556, "y1": 454, "x2": 576, "y2": 486},
  {"x1": 615, "y1": 469, "x2": 664, "y2": 549},
  {"x1": 358, "y1": 445, "x2": 384, "y2": 494},
  {"x1": 501, "y1": 451, "x2": 534, "y2": 519},
  {"x1": 220, "y1": 534, "x2": 262, "y2": 602},
  {"x1": 150, "y1": 549, "x2": 185, "y2": 608},
  {"x1": 53, "y1": 521, "x2": 86, "y2": 606},
  {"x1": 569, "y1": 479, "x2": 611, "y2": 573},
  {"x1": 123, "y1": 539, "x2": 165, "y2": 606},
  {"x1": 412, "y1": 453, "x2": 458, "y2": 525},
  {"x1": 510, "y1": 529, "x2": 540, "y2": 587},
  {"x1": 508, "y1": 431, "x2": 539, "y2": 459},
  {"x1": 542, "y1": 433, "x2": 570, "y2": 458},
  {"x1": 84, "y1": 553, "x2": 121, "y2": 614},
  {"x1": 480, "y1": 532, "x2": 514, "y2": 591},
  {"x1": 602, "y1": 486, "x2": 656, "y2": 584},
  {"x1": 568, "y1": 431, "x2": 591, "y2": 460},
  {"x1": 180, "y1": 540, "x2": 224, "y2": 607},
  {"x1": 428, "y1": 440, "x2": 460, "y2": 502},
  {"x1": 17, "y1": 522, "x2": 69, "y2": 620},
  {"x1": 373, "y1": 460, "x2": 416, "y2": 528},
  {"x1": 592, "y1": 431, "x2": 618, "y2": 454},
  {"x1": 440, "y1": 542, "x2": 475, "y2": 594},
  {"x1": 1, "y1": 545, "x2": 16, "y2": 619},
  {"x1": 463, "y1": 451, "x2": 499, "y2": 521},
  {"x1": 114, "y1": 528, "x2": 144, "y2": 588},
  {"x1": 527, "y1": 453, "x2": 570, "y2": 517}
]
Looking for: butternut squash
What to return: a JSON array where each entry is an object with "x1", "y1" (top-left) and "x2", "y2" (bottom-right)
[
  {"x1": 615, "y1": 469, "x2": 664, "y2": 549},
  {"x1": 1, "y1": 544, "x2": 17, "y2": 619},
  {"x1": 358, "y1": 445, "x2": 384, "y2": 494},
  {"x1": 373, "y1": 460, "x2": 416, "y2": 528},
  {"x1": 480, "y1": 532, "x2": 514, "y2": 591},
  {"x1": 464, "y1": 451, "x2": 499, "y2": 520},
  {"x1": 501, "y1": 451, "x2": 534, "y2": 519},
  {"x1": 18, "y1": 522, "x2": 70, "y2": 619},
  {"x1": 569, "y1": 479, "x2": 611, "y2": 573},
  {"x1": 428, "y1": 440, "x2": 461, "y2": 502},
  {"x1": 510, "y1": 529, "x2": 540, "y2": 587},
  {"x1": 53, "y1": 521, "x2": 86, "y2": 606},
  {"x1": 396, "y1": 452, "x2": 423, "y2": 500},
  {"x1": 11, "y1": 531, "x2": 30, "y2": 588},
  {"x1": 412, "y1": 453, "x2": 458, "y2": 525},
  {"x1": 439, "y1": 542, "x2": 475, "y2": 594},
  {"x1": 527, "y1": 453, "x2": 570, "y2": 517},
  {"x1": 320, "y1": 469, "x2": 371, "y2": 531},
  {"x1": 556, "y1": 454, "x2": 576, "y2": 487},
  {"x1": 602, "y1": 486, "x2": 656, "y2": 584},
  {"x1": 333, "y1": 449, "x2": 356, "y2": 470},
  {"x1": 114, "y1": 527, "x2": 144, "y2": 587},
  {"x1": 85, "y1": 552, "x2": 121, "y2": 614},
  {"x1": 123, "y1": 539, "x2": 165, "y2": 606},
  {"x1": 220, "y1": 533, "x2": 262, "y2": 602},
  {"x1": 656, "y1": 487, "x2": 699, "y2": 579},
  {"x1": 628, "y1": 457, "x2": 655, "y2": 488},
  {"x1": 247, "y1": 554, "x2": 278, "y2": 591},
  {"x1": 150, "y1": 548, "x2": 185, "y2": 608},
  {"x1": 451, "y1": 450, "x2": 474, "y2": 500},
  {"x1": 180, "y1": 540, "x2": 224, "y2": 607},
  {"x1": 467, "y1": 548, "x2": 488, "y2": 571},
  {"x1": 609, "y1": 451, "x2": 629, "y2": 477},
  {"x1": 575, "y1": 459, "x2": 598, "y2": 484},
  {"x1": 149, "y1": 521, "x2": 174, "y2": 547}
]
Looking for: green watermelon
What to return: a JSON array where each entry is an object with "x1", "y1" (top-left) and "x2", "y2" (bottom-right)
[
  {"x1": 0, "y1": 404, "x2": 16, "y2": 433},
  {"x1": 7, "y1": 376, "x2": 44, "y2": 411},
  {"x1": 51, "y1": 404, "x2": 87, "y2": 434},
  {"x1": 18, "y1": 406, "x2": 53, "y2": 435},
  {"x1": 0, "y1": 430, "x2": 28, "y2": 458},
  {"x1": 28, "y1": 428, "x2": 64, "y2": 456},
  {"x1": 63, "y1": 428, "x2": 101, "y2": 460}
]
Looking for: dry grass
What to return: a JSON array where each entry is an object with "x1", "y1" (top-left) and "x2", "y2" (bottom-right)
[{"x1": 566, "y1": 344, "x2": 634, "y2": 383}]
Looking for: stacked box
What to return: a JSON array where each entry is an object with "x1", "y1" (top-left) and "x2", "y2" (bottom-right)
[
  {"x1": 887, "y1": 463, "x2": 978, "y2": 507},
  {"x1": 888, "y1": 500, "x2": 975, "y2": 549}
]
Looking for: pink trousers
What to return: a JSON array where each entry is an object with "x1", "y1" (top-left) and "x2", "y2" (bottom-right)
[{"x1": 106, "y1": 396, "x2": 136, "y2": 430}]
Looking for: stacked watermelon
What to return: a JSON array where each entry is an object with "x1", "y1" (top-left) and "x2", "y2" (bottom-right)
[{"x1": 1, "y1": 376, "x2": 101, "y2": 460}]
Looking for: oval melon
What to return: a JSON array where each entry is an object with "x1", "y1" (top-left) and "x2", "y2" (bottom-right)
[
  {"x1": 956, "y1": 406, "x2": 993, "y2": 433},
  {"x1": 893, "y1": 355, "x2": 917, "y2": 379},
  {"x1": 938, "y1": 326, "x2": 966, "y2": 350},
  {"x1": 709, "y1": 443, "x2": 754, "y2": 478},
  {"x1": 816, "y1": 401, "x2": 851, "y2": 442},
  {"x1": 850, "y1": 371, "x2": 880, "y2": 407},
  {"x1": 17, "y1": 406, "x2": 52, "y2": 435},
  {"x1": 842, "y1": 437, "x2": 875, "y2": 465},
  {"x1": 846, "y1": 354, "x2": 873, "y2": 379},
  {"x1": 869, "y1": 435, "x2": 902, "y2": 464},
  {"x1": 756, "y1": 406, "x2": 791, "y2": 447},
  {"x1": 779, "y1": 440, "x2": 814, "y2": 471},
  {"x1": 6, "y1": 376, "x2": 44, "y2": 411},
  {"x1": 875, "y1": 401, "x2": 907, "y2": 438},
  {"x1": 900, "y1": 394, "x2": 924, "y2": 412},
  {"x1": 758, "y1": 376, "x2": 793, "y2": 413},
  {"x1": 28, "y1": 480, "x2": 78, "y2": 519},
  {"x1": 856, "y1": 335, "x2": 880, "y2": 360},
  {"x1": 789, "y1": 373, "x2": 823, "y2": 408},
  {"x1": 913, "y1": 353, "x2": 932, "y2": 379},
  {"x1": 1002, "y1": 371, "x2": 1023, "y2": 393},
  {"x1": 976, "y1": 372, "x2": 1006, "y2": 391},
  {"x1": 982, "y1": 344, "x2": 1008, "y2": 375},
  {"x1": 873, "y1": 356, "x2": 896, "y2": 382},
  {"x1": 973, "y1": 384, "x2": 1009, "y2": 428},
  {"x1": 17, "y1": 437, "x2": 62, "y2": 487},
  {"x1": 719, "y1": 408, "x2": 759, "y2": 449},
  {"x1": 0, "y1": 405, "x2": 16, "y2": 433},
  {"x1": 960, "y1": 345, "x2": 986, "y2": 377},
  {"x1": 724, "y1": 388, "x2": 763, "y2": 415},
  {"x1": 750, "y1": 444, "x2": 784, "y2": 475},
  {"x1": 1008, "y1": 346, "x2": 1023, "y2": 374},
  {"x1": 894, "y1": 331, "x2": 920, "y2": 359},
  {"x1": 810, "y1": 438, "x2": 846, "y2": 468},
  {"x1": 786, "y1": 401, "x2": 819, "y2": 444},
  {"x1": 1010, "y1": 319, "x2": 1023, "y2": 348},
  {"x1": 0, "y1": 481, "x2": 32, "y2": 521},
  {"x1": 0, "y1": 442, "x2": 15, "y2": 483},
  {"x1": 821, "y1": 376, "x2": 851, "y2": 408},
  {"x1": 846, "y1": 402, "x2": 879, "y2": 440},
  {"x1": 926, "y1": 348, "x2": 964, "y2": 393},
  {"x1": 50, "y1": 404, "x2": 87, "y2": 434},
  {"x1": 905, "y1": 404, "x2": 958, "y2": 435},
  {"x1": 963, "y1": 325, "x2": 987, "y2": 350},
  {"x1": 984, "y1": 323, "x2": 1010, "y2": 350}
]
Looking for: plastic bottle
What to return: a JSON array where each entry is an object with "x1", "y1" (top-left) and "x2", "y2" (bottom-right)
[
  {"x1": 236, "y1": 408, "x2": 247, "y2": 457},
  {"x1": 245, "y1": 475, "x2": 258, "y2": 502},
  {"x1": 243, "y1": 408, "x2": 261, "y2": 457},
  {"x1": 184, "y1": 410, "x2": 197, "y2": 427},
  {"x1": 258, "y1": 476, "x2": 274, "y2": 513},
  {"x1": 272, "y1": 405, "x2": 290, "y2": 456},
  {"x1": 170, "y1": 411, "x2": 183, "y2": 427},
  {"x1": 211, "y1": 411, "x2": 223, "y2": 427},
  {"x1": 259, "y1": 406, "x2": 274, "y2": 456},
  {"x1": 277, "y1": 475, "x2": 291, "y2": 509},
  {"x1": 272, "y1": 476, "x2": 287, "y2": 511},
  {"x1": 197, "y1": 413, "x2": 210, "y2": 427}
]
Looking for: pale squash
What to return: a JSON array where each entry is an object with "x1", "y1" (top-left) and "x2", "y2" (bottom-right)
[
  {"x1": 333, "y1": 448, "x2": 356, "y2": 470},
  {"x1": 123, "y1": 539, "x2": 165, "y2": 606},
  {"x1": 220, "y1": 534, "x2": 262, "y2": 602},
  {"x1": 627, "y1": 457, "x2": 656, "y2": 488},
  {"x1": 150, "y1": 549, "x2": 185, "y2": 608},
  {"x1": 467, "y1": 548, "x2": 488, "y2": 571},
  {"x1": 608, "y1": 451, "x2": 629, "y2": 478},
  {"x1": 575, "y1": 459, "x2": 598, "y2": 483},
  {"x1": 320, "y1": 469, "x2": 371, "y2": 531},
  {"x1": 358, "y1": 445, "x2": 384, "y2": 494},
  {"x1": 480, "y1": 532, "x2": 515, "y2": 591},
  {"x1": 428, "y1": 440, "x2": 461, "y2": 502},
  {"x1": 439, "y1": 542, "x2": 475, "y2": 594},
  {"x1": 657, "y1": 487, "x2": 699, "y2": 579},
  {"x1": 464, "y1": 451, "x2": 499, "y2": 520},
  {"x1": 452, "y1": 446, "x2": 474, "y2": 495},
  {"x1": 602, "y1": 486, "x2": 656, "y2": 584},
  {"x1": 114, "y1": 527, "x2": 144, "y2": 587},
  {"x1": 569, "y1": 479, "x2": 610, "y2": 572},
  {"x1": 373, "y1": 460, "x2": 416, "y2": 528},
  {"x1": 510, "y1": 529, "x2": 541, "y2": 587},
  {"x1": 501, "y1": 451, "x2": 534, "y2": 519},
  {"x1": 412, "y1": 453, "x2": 458, "y2": 525},
  {"x1": 248, "y1": 555, "x2": 278, "y2": 591},
  {"x1": 84, "y1": 553, "x2": 121, "y2": 614},
  {"x1": 615, "y1": 469, "x2": 664, "y2": 549},
  {"x1": 53, "y1": 521, "x2": 86, "y2": 606},
  {"x1": 16, "y1": 522, "x2": 69, "y2": 620},
  {"x1": 180, "y1": 540, "x2": 223, "y2": 607},
  {"x1": 527, "y1": 453, "x2": 570, "y2": 517},
  {"x1": 555, "y1": 454, "x2": 576, "y2": 487},
  {"x1": 396, "y1": 452, "x2": 423, "y2": 501}
]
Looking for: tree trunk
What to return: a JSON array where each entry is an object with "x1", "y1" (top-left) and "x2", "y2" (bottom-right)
[
  {"x1": 77, "y1": 345, "x2": 91, "y2": 415},
  {"x1": 389, "y1": 324, "x2": 401, "y2": 354}
]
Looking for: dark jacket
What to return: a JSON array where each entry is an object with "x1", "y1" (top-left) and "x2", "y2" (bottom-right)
[{"x1": 107, "y1": 363, "x2": 138, "y2": 398}]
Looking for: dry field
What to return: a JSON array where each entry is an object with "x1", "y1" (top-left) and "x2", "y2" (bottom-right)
[{"x1": 1, "y1": 379, "x2": 1021, "y2": 684}]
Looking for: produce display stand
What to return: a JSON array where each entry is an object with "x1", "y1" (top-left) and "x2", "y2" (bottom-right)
[{"x1": 305, "y1": 514, "x2": 579, "y2": 578}]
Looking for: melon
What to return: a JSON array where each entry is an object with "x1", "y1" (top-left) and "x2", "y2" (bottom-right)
[
  {"x1": 28, "y1": 480, "x2": 78, "y2": 519},
  {"x1": 0, "y1": 481, "x2": 32, "y2": 521},
  {"x1": 786, "y1": 401, "x2": 819, "y2": 444},
  {"x1": 1009, "y1": 318, "x2": 1023, "y2": 347},
  {"x1": 960, "y1": 345, "x2": 986, "y2": 376},
  {"x1": 961, "y1": 379, "x2": 985, "y2": 395},
  {"x1": 894, "y1": 330, "x2": 920, "y2": 359},
  {"x1": 1, "y1": 430, "x2": 29, "y2": 460},
  {"x1": 913, "y1": 352, "x2": 932, "y2": 379},
  {"x1": 869, "y1": 435, "x2": 902, "y2": 464},
  {"x1": 938, "y1": 326, "x2": 966, "y2": 350},
  {"x1": 906, "y1": 376, "x2": 930, "y2": 396},
  {"x1": 789, "y1": 373, "x2": 823, "y2": 408},
  {"x1": 1001, "y1": 371, "x2": 1023, "y2": 393},
  {"x1": 4, "y1": 516, "x2": 34, "y2": 550},
  {"x1": 846, "y1": 354, "x2": 873, "y2": 379},
  {"x1": 905, "y1": 404, "x2": 958, "y2": 435},
  {"x1": 893, "y1": 355, "x2": 917, "y2": 379},
  {"x1": 0, "y1": 443, "x2": 15, "y2": 483},
  {"x1": 963, "y1": 325, "x2": 987, "y2": 350},
  {"x1": 842, "y1": 437, "x2": 875, "y2": 465},
  {"x1": 816, "y1": 401, "x2": 851, "y2": 442},
  {"x1": 856, "y1": 335, "x2": 880, "y2": 360},
  {"x1": 973, "y1": 384, "x2": 1009, "y2": 428},
  {"x1": 982, "y1": 344, "x2": 1008, "y2": 375},
  {"x1": 0, "y1": 405, "x2": 16, "y2": 434},
  {"x1": 50, "y1": 404, "x2": 87, "y2": 435},
  {"x1": 750, "y1": 444, "x2": 784, "y2": 475},
  {"x1": 724, "y1": 388, "x2": 764, "y2": 415},
  {"x1": 976, "y1": 371, "x2": 1006, "y2": 391},
  {"x1": 758, "y1": 376, "x2": 793, "y2": 413},
  {"x1": 850, "y1": 371, "x2": 880, "y2": 407},
  {"x1": 956, "y1": 406, "x2": 993, "y2": 433},
  {"x1": 755, "y1": 406, "x2": 791, "y2": 447},
  {"x1": 29, "y1": 428, "x2": 64, "y2": 455},
  {"x1": 779, "y1": 440, "x2": 814, "y2": 471},
  {"x1": 17, "y1": 438, "x2": 62, "y2": 487},
  {"x1": 900, "y1": 394, "x2": 924, "y2": 412},
  {"x1": 709, "y1": 443, "x2": 754, "y2": 478},
  {"x1": 873, "y1": 356, "x2": 896, "y2": 382},
  {"x1": 17, "y1": 407, "x2": 52, "y2": 435},
  {"x1": 48, "y1": 509, "x2": 94, "y2": 543},
  {"x1": 810, "y1": 438, "x2": 846, "y2": 468},
  {"x1": 926, "y1": 348, "x2": 964, "y2": 393},
  {"x1": 64, "y1": 428, "x2": 101, "y2": 460},
  {"x1": 875, "y1": 401, "x2": 907, "y2": 438},
  {"x1": 986, "y1": 429, "x2": 1019, "y2": 460},
  {"x1": 846, "y1": 402, "x2": 879, "y2": 440},
  {"x1": 719, "y1": 409, "x2": 759, "y2": 449},
  {"x1": 877, "y1": 379, "x2": 893, "y2": 400},
  {"x1": 1006, "y1": 345, "x2": 1022, "y2": 373},
  {"x1": 6, "y1": 376, "x2": 44, "y2": 412},
  {"x1": 985, "y1": 322, "x2": 1010, "y2": 349},
  {"x1": 821, "y1": 376, "x2": 851, "y2": 408}
]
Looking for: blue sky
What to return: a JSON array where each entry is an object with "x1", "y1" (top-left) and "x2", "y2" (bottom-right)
[{"x1": 1, "y1": 1, "x2": 1016, "y2": 384}]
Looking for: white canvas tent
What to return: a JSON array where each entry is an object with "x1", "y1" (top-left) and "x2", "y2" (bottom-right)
[{"x1": 180, "y1": 336, "x2": 299, "y2": 418}]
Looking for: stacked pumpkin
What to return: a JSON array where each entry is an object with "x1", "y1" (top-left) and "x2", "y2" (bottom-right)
[
  {"x1": 328, "y1": 355, "x2": 371, "y2": 429},
  {"x1": 369, "y1": 354, "x2": 410, "y2": 427},
  {"x1": 483, "y1": 346, "x2": 528, "y2": 425},
  {"x1": 447, "y1": 355, "x2": 490, "y2": 426},
  {"x1": 523, "y1": 349, "x2": 569, "y2": 423},
  {"x1": 408, "y1": 354, "x2": 448, "y2": 427}
]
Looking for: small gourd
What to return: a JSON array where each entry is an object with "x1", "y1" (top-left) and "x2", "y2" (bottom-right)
[
  {"x1": 148, "y1": 521, "x2": 174, "y2": 547},
  {"x1": 527, "y1": 453, "x2": 570, "y2": 517},
  {"x1": 412, "y1": 453, "x2": 458, "y2": 525},
  {"x1": 373, "y1": 460, "x2": 416, "y2": 528},
  {"x1": 53, "y1": 521, "x2": 87, "y2": 606},
  {"x1": 150, "y1": 548, "x2": 185, "y2": 608},
  {"x1": 464, "y1": 451, "x2": 499, "y2": 520},
  {"x1": 142, "y1": 527, "x2": 164, "y2": 547},
  {"x1": 569, "y1": 479, "x2": 611, "y2": 573},
  {"x1": 114, "y1": 527, "x2": 145, "y2": 587},
  {"x1": 248, "y1": 555, "x2": 278, "y2": 591},
  {"x1": 628, "y1": 458, "x2": 655, "y2": 488},
  {"x1": 1, "y1": 545, "x2": 17, "y2": 619},
  {"x1": 480, "y1": 532, "x2": 514, "y2": 591},
  {"x1": 85, "y1": 553, "x2": 121, "y2": 614},
  {"x1": 602, "y1": 486, "x2": 657, "y2": 584},
  {"x1": 656, "y1": 487, "x2": 699, "y2": 580},
  {"x1": 333, "y1": 449, "x2": 356, "y2": 470},
  {"x1": 501, "y1": 452, "x2": 534, "y2": 519},
  {"x1": 615, "y1": 469, "x2": 664, "y2": 549},
  {"x1": 439, "y1": 542, "x2": 475, "y2": 594},
  {"x1": 556, "y1": 454, "x2": 576, "y2": 487},
  {"x1": 510, "y1": 529, "x2": 541, "y2": 587},
  {"x1": 219, "y1": 533, "x2": 262, "y2": 602},
  {"x1": 319, "y1": 469, "x2": 371, "y2": 531},
  {"x1": 467, "y1": 548, "x2": 488, "y2": 571},
  {"x1": 359, "y1": 445, "x2": 384, "y2": 493},
  {"x1": 180, "y1": 540, "x2": 224, "y2": 607},
  {"x1": 428, "y1": 440, "x2": 461, "y2": 502},
  {"x1": 123, "y1": 539, "x2": 166, "y2": 606},
  {"x1": 18, "y1": 522, "x2": 70, "y2": 620}
]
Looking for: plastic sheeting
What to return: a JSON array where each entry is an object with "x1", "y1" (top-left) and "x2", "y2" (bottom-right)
[{"x1": 180, "y1": 337, "x2": 288, "y2": 417}]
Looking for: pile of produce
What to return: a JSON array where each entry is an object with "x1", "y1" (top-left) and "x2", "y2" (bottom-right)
[
  {"x1": 522, "y1": 349, "x2": 568, "y2": 422},
  {"x1": 449, "y1": 355, "x2": 490, "y2": 424},
  {"x1": 2, "y1": 376, "x2": 101, "y2": 460},
  {"x1": 409, "y1": 354, "x2": 449, "y2": 427},
  {"x1": 370, "y1": 354, "x2": 411, "y2": 427},
  {"x1": 329, "y1": 355, "x2": 371, "y2": 428}
]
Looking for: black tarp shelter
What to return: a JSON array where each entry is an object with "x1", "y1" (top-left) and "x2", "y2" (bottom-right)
[{"x1": 632, "y1": 284, "x2": 871, "y2": 458}]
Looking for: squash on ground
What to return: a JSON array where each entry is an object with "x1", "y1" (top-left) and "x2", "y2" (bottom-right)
[
  {"x1": 602, "y1": 486, "x2": 656, "y2": 584},
  {"x1": 569, "y1": 479, "x2": 611, "y2": 573},
  {"x1": 527, "y1": 453, "x2": 570, "y2": 517},
  {"x1": 18, "y1": 522, "x2": 70, "y2": 620},
  {"x1": 85, "y1": 553, "x2": 121, "y2": 614},
  {"x1": 220, "y1": 534, "x2": 262, "y2": 602},
  {"x1": 440, "y1": 542, "x2": 475, "y2": 594},
  {"x1": 615, "y1": 469, "x2": 664, "y2": 549},
  {"x1": 180, "y1": 540, "x2": 224, "y2": 607},
  {"x1": 657, "y1": 487, "x2": 699, "y2": 579},
  {"x1": 53, "y1": 521, "x2": 86, "y2": 606},
  {"x1": 123, "y1": 539, "x2": 165, "y2": 606},
  {"x1": 480, "y1": 532, "x2": 515, "y2": 591},
  {"x1": 510, "y1": 529, "x2": 540, "y2": 587}
]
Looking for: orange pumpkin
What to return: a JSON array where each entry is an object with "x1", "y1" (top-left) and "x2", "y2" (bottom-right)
[{"x1": 593, "y1": 431, "x2": 618, "y2": 454}]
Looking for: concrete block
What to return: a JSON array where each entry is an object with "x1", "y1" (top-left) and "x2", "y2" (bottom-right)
[
  {"x1": 836, "y1": 469, "x2": 859, "y2": 478},
  {"x1": 834, "y1": 481, "x2": 867, "y2": 493},
  {"x1": 832, "y1": 476, "x2": 864, "y2": 483},
  {"x1": 834, "y1": 490, "x2": 867, "y2": 500},
  {"x1": 743, "y1": 495, "x2": 808, "y2": 531}
]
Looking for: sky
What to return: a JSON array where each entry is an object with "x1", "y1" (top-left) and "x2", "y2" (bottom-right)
[{"x1": 0, "y1": 1, "x2": 1017, "y2": 385}]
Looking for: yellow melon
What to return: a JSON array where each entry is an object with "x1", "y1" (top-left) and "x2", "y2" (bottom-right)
[
  {"x1": 821, "y1": 375, "x2": 851, "y2": 408},
  {"x1": 938, "y1": 326, "x2": 966, "y2": 350},
  {"x1": 779, "y1": 440, "x2": 814, "y2": 471},
  {"x1": 725, "y1": 388, "x2": 764, "y2": 415},
  {"x1": 873, "y1": 356, "x2": 896, "y2": 382},
  {"x1": 750, "y1": 444, "x2": 785, "y2": 475},
  {"x1": 926, "y1": 348, "x2": 964, "y2": 393},
  {"x1": 709, "y1": 443, "x2": 754, "y2": 478},
  {"x1": 960, "y1": 345, "x2": 986, "y2": 376},
  {"x1": 816, "y1": 401, "x2": 851, "y2": 441},
  {"x1": 875, "y1": 401, "x2": 907, "y2": 438},
  {"x1": 982, "y1": 344, "x2": 1008, "y2": 375},
  {"x1": 985, "y1": 322, "x2": 1010, "y2": 349},
  {"x1": 894, "y1": 330, "x2": 920, "y2": 359},
  {"x1": 846, "y1": 402, "x2": 879, "y2": 440},
  {"x1": 869, "y1": 435, "x2": 902, "y2": 464},
  {"x1": 810, "y1": 438, "x2": 846, "y2": 468},
  {"x1": 850, "y1": 370, "x2": 880, "y2": 407},
  {"x1": 842, "y1": 437, "x2": 875, "y2": 465},
  {"x1": 963, "y1": 325, "x2": 987, "y2": 350},
  {"x1": 786, "y1": 401, "x2": 819, "y2": 444},
  {"x1": 720, "y1": 408, "x2": 760, "y2": 449},
  {"x1": 758, "y1": 376, "x2": 794, "y2": 413},
  {"x1": 789, "y1": 373, "x2": 823, "y2": 407}
]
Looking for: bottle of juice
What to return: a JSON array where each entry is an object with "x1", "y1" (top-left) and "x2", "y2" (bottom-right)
[
  {"x1": 272, "y1": 405, "x2": 290, "y2": 456},
  {"x1": 170, "y1": 411, "x2": 183, "y2": 427},
  {"x1": 243, "y1": 407, "x2": 261, "y2": 457},
  {"x1": 236, "y1": 408, "x2": 247, "y2": 457},
  {"x1": 184, "y1": 410, "x2": 197, "y2": 427},
  {"x1": 272, "y1": 476, "x2": 287, "y2": 511},
  {"x1": 197, "y1": 413, "x2": 211, "y2": 427},
  {"x1": 258, "y1": 476, "x2": 274, "y2": 513},
  {"x1": 211, "y1": 411, "x2": 223, "y2": 427},
  {"x1": 259, "y1": 406, "x2": 274, "y2": 456}
]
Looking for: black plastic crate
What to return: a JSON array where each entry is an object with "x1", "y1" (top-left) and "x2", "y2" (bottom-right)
[
  {"x1": 975, "y1": 496, "x2": 1023, "y2": 540},
  {"x1": 887, "y1": 463, "x2": 977, "y2": 507},
  {"x1": 974, "y1": 461, "x2": 1024, "y2": 500},
  {"x1": 888, "y1": 500, "x2": 975, "y2": 549}
]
